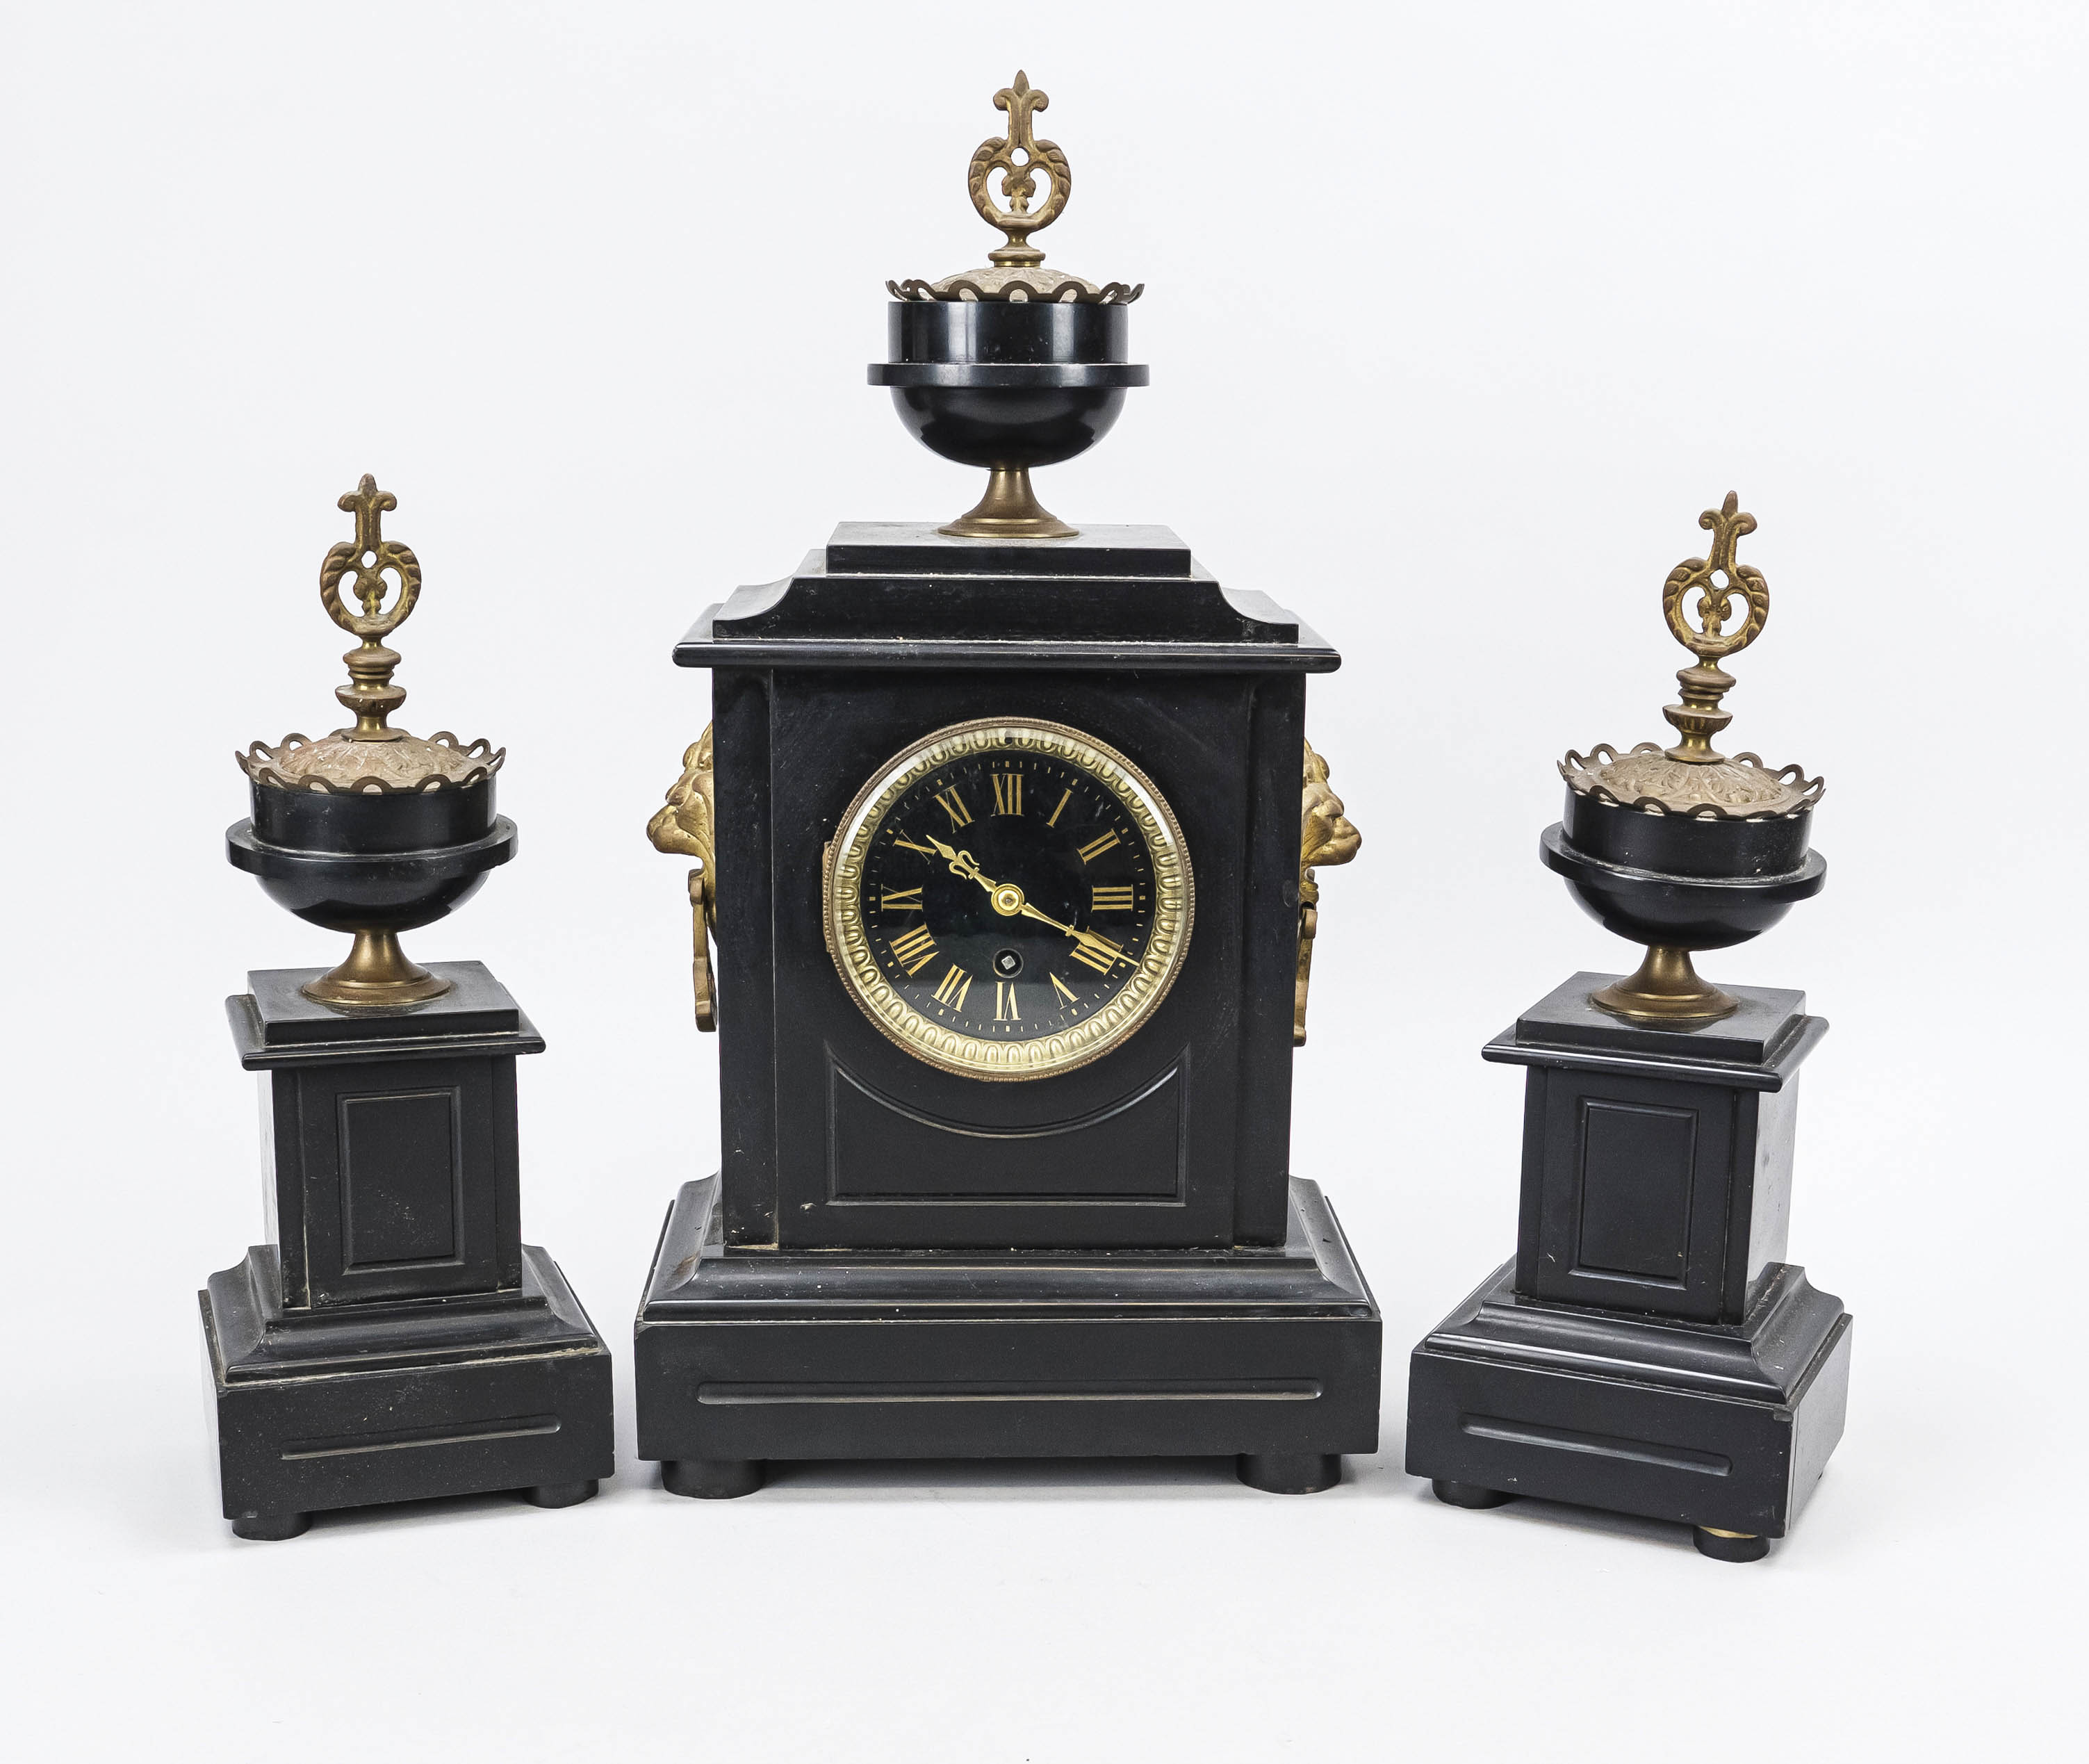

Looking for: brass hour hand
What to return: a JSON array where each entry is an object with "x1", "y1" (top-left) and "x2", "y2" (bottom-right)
[{"x1": 927, "y1": 835, "x2": 999, "y2": 895}]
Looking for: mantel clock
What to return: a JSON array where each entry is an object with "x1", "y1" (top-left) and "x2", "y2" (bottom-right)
[{"x1": 634, "y1": 75, "x2": 1382, "y2": 1497}]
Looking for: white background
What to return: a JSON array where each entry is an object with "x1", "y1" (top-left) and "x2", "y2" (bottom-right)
[{"x1": 3, "y1": 2, "x2": 2081, "y2": 1757}]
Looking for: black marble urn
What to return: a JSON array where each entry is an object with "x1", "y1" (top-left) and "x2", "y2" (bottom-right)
[{"x1": 871, "y1": 299, "x2": 1148, "y2": 539}]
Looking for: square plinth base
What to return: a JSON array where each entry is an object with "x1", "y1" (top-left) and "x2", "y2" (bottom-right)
[
  {"x1": 201, "y1": 1243, "x2": 614, "y2": 1538},
  {"x1": 1406, "y1": 1259, "x2": 1851, "y2": 1540},
  {"x1": 634, "y1": 1176, "x2": 1382, "y2": 1493}
]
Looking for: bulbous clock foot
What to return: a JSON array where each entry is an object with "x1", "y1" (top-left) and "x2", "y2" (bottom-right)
[
  {"x1": 1432, "y1": 1478, "x2": 1514, "y2": 1510},
  {"x1": 230, "y1": 1510, "x2": 311, "y2": 1541},
  {"x1": 1693, "y1": 1526, "x2": 1770, "y2": 1562},
  {"x1": 662, "y1": 1457, "x2": 765, "y2": 1500},
  {"x1": 523, "y1": 1479, "x2": 599, "y2": 1509},
  {"x1": 1236, "y1": 1451, "x2": 1342, "y2": 1494}
]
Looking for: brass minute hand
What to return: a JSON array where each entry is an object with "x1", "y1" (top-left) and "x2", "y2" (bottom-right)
[{"x1": 1017, "y1": 901, "x2": 1135, "y2": 970}]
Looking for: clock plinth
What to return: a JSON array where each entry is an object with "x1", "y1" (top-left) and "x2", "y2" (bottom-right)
[
  {"x1": 640, "y1": 522, "x2": 1382, "y2": 1490},
  {"x1": 200, "y1": 965, "x2": 614, "y2": 1537},
  {"x1": 637, "y1": 1176, "x2": 1379, "y2": 1493},
  {"x1": 1404, "y1": 981, "x2": 1852, "y2": 1553}
]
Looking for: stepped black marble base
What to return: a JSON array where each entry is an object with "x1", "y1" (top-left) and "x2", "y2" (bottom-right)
[
  {"x1": 199, "y1": 964, "x2": 612, "y2": 1538},
  {"x1": 202, "y1": 1243, "x2": 614, "y2": 1537},
  {"x1": 634, "y1": 1175, "x2": 1380, "y2": 1494},
  {"x1": 1407, "y1": 1259, "x2": 1851, "y2": 1546}
]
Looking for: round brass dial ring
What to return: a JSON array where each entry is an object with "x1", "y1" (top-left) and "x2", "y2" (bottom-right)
[{"x1": 823, "y1": 718, "x2": 1194, "y2": 1081}]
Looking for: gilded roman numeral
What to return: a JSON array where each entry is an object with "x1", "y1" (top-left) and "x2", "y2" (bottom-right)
[
  {"x1": 932, "y1": 965, "x2": 973, "y2": 1011},
  {"x1": 880, "y1": 886, "x2": 924, "y2": 913},
  {"x1": 1069, "y1": 935, "x2": 1127, "y2": 975},
  {"x1": 1049, "y1": 972, "x2": 1079, "y2": 1006},
  {"x1": 1090, "y1": 885, "x2": 1135, "y2": 912},
  {"x1": 992, "y1": 772, "x2": 1022, "y2": 816},
  {"x1": 994, "y1": 980, "x2": 1021, "y2": 1021},
  {"x1": 894, "y1": 835, "x2": 937, "y2": 856},
  {"x1": 1046, "y1": 789, "x2": 1072, "y2": 827},
  {"x1": 935, "y1": 787, "x2": 973, "y2": 828},
  {"x1": 1076, "y1": 830, "x2": 1122, "y2": 864},
  {"x1": 890, "y1": 924, "x2": 938, "y2": 974}
]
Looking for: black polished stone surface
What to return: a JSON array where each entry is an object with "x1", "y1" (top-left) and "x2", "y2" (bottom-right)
[
  {"x1": 884, "y1": 297, "x2": 1133, "y2": 366},
  {"x1": 1407, "y1": 972, "x2": 1853, "y2": 1553},
  {"x1": 1541, "y1": 823, "x2": 1825, "y2": 953},
  {"x1": 634, "y1": 1175, "x2": 1381, "y2": 1490},
  {"x1": 644, "y1": 509, "x2": 1379, "y2": 1489},
  {"x1": 232, "y1": 960, "x2": 530, "y2": 1053},
  {"x1": 825, "y1": 521, "x2": 1190, "y2": 578},
  {"x1": 199, "y1": 963, "x2": 612, "y2": 1537},
  {"x1": 227, "y1": 816, "x2": 516, "y2": 938},
  {"x1": 1497, "y1": 971, "x2": 1814, "y2": 1070},
  {"x1": 1562, "y1": 785, "x2": 1814, "y2": 878},
  {"x1": 249, "y1": 773, "x2": 496, "y2": 854},
  {"x1": 1407, "y1": 1259, "x2": 1850, "y2": 1540},
  {"x1": 676, "y1": 527, "x2": 1331, "y2": 667}
]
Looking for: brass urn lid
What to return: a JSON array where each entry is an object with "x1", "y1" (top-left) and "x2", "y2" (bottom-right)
[
  {"x1": 1561, "y1": 493, "x2": 1823, "y2": 821},
  {"x1": 236, "y1": 475, "x2": 504, "y2": 795},
  {"x1": 887, "y1": 72, "x2": 1142, "y2": 307}
]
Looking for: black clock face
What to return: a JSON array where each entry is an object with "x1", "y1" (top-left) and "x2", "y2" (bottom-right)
[
  {"x1": 863, "y1": 749, "x2": 1155, "y2": 1038},
  {"x1": 826, "y1": 719, "x2": 1193, "y2": 1080}
]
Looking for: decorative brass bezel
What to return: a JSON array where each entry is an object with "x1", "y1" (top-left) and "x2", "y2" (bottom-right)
[{"x1": 822, "y1": 717, "x2": 1194, "y2": 1083}]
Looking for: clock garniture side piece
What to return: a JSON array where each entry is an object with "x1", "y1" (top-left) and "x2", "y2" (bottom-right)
[
  {"x1": 200, "y1": 477, "x2": 614, "y2": 1540},
  {"x1": 1404, "y1": 496, "x2": 1853, "y2": 1562},
  {"x1": 637, "y1": 76, "x2": 1379, "y2": 1498}
]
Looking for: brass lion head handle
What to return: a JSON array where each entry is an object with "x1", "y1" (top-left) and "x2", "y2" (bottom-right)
[
  {"x1": 318, "y1": 475, "x2": 425, "y2": 741},
  {"x1": 1660, "y1": 491, "x2": 1770, "y2": 763},
  {"x1": 969, "y1": 72, "x2": 1072, "y2": 269},
  {"x1": 1295, "y1": 740, "x2": 1360, "y2": 1047},
  {"x1": 648, "y1": 726, "x2": 719, "y2": 1032}
]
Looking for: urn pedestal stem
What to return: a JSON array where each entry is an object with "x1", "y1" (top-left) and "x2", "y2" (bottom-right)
[
  {"x1": 1590, "y1": 944, "x2": 1738, "y2": 1023},
  {"x1": 940, "y1": 464, "x2": 1077, "y2": 540},
  {"x1": 302, "y1": 926, "x2": 450, "y2": 1008}
]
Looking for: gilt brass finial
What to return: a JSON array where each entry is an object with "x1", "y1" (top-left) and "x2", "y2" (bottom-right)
[
  {"x1": 969, "y1": 72, "x2": 1072, "y2": 269},
  {"x1": 318, "y1": 474, "x2": 424, "y2": 742},
  {"x1": 1660, "y1": 492, "x2": 1770, "y2": 763}
]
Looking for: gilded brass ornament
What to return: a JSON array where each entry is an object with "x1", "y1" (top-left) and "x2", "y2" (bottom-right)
[
  {"x1": 1294, "y1": 740, "x2": 1360, "y2": 1047},
  {"x1": 890, "y1": 72, "x2": 1138, "y2": 304},
  {"x1": 969, "y1": 72, "x2": 1069, "y2": 270},
  {"x1": 319, "y1": 474, "x2": 422, "y2": 741},
  {"x1": 1559, "y1": 744, "x2": 1821, "y2": 821},
  {"x1": 886, "y1": 275, "x2": 1142, "y2": 306},
  {"x1": 302, "y1": 929, "x2": 454, "y2": 1009},
  {"x1": 942, "y1": 464, "x2": 1078, "y2": 541},
  {"x1": 235, "y1": 475, "x2": 505, "y2": 797},
  {"x1": 648, "y1": 726, "x2": 719, "y2": 1033},
  {"x1": 1589, "y1": 946, "x2": 1737, "y2": 1022},
  {"x1": 1660, "y1": 491, "x2": 1770, "y2": 765},
  {"x1": 1561, "y1": 496, "x2": 1821, "y2": 821}
]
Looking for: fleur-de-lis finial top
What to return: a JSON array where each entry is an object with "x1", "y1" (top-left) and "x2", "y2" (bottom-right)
[
  {"x1": 968, "y1": 71, "x2": 1072, "y2": 269},
  {"x1": 316, "y1": 474, "x2": 425, "y2": 741},
  {"x1": 1659, "y1": 492, "x2": 1772, "y2": 763}
]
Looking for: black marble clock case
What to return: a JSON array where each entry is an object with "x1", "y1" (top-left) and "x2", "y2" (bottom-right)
[
  {"x1": 199, "y1": 964, "x2": 614, "y2": 1538},
  {"x1": 634, "y1": 523, "x2": 1381, "y2": 1496},
  {"x1": 1404, "y1": 977, "x2": 1852, "y2": 1558}
]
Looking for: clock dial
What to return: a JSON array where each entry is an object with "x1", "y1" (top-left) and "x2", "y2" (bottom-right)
[{"x1": 824, "y1": 719, "x2": 1193, "y2": 1080}]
